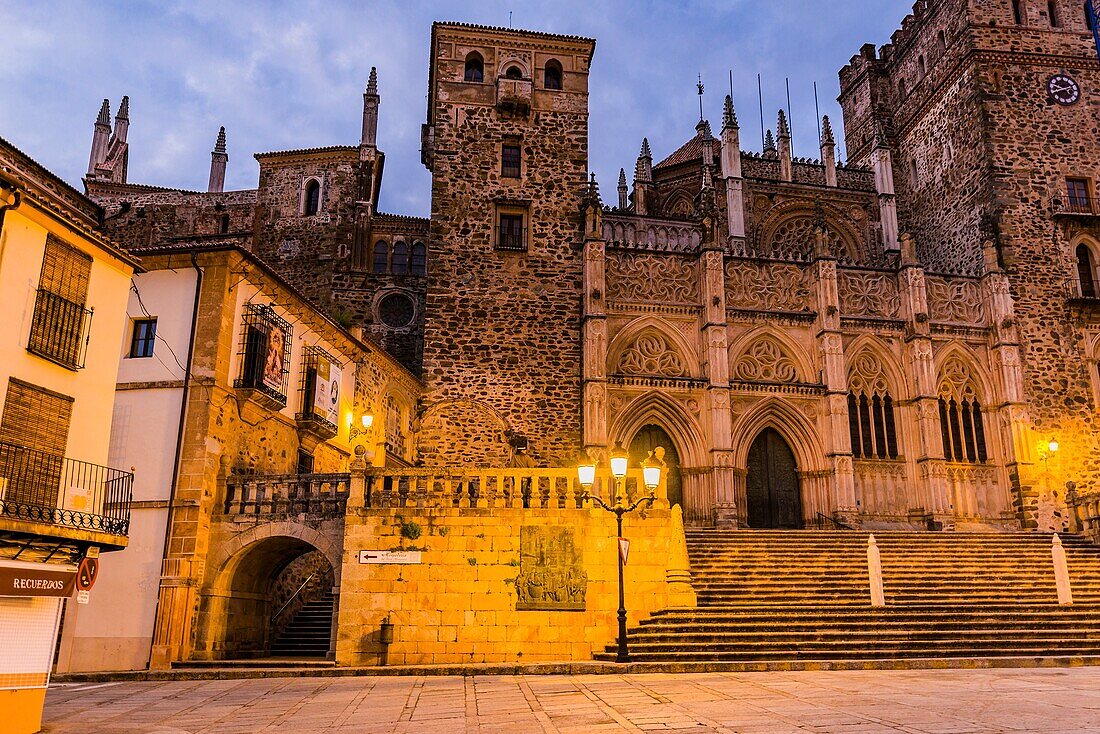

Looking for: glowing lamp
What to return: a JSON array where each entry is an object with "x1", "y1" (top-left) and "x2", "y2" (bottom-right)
[{"x1": 609, "y1": 443, "x2": 629, "y2": 479}]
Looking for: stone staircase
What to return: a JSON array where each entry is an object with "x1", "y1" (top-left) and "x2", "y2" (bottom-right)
[
  {"x1": 269, "y1": 592, "x2": 334, "y2": 658},
  {"x1": 595, "y1": 530, "x2": 1100, "y2": 663}
]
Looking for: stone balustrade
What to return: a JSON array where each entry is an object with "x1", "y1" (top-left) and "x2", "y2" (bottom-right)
[
  {"x1": 360, "y1": 466, "x2": 666, "y2": 511},
  {"x1": 602, "y1": 213, "x2": 701, "y2": 254},
  {"x1": 223, "y1": 472, "x2": 350, "y2": 517}
]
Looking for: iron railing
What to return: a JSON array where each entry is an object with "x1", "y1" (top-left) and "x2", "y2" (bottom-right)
[
  {"x1": 0, "y1": 441, "x2": 132, "y2": 535},
  {"x1": 223, "y1": 472, "x2": 350, "y2": 517},
  {"x1": 815, "y1": 512, "x2": 855, "y2": 530},
  {"x1": 495, "y1": 226, "x2": 527, "y2": 251},
  {"x1": 26, "y1": 288, "x2": 92, "y2": 370},
  {"x1": 1062, "y1": 196, "x2": 1096, "y2": 215}
]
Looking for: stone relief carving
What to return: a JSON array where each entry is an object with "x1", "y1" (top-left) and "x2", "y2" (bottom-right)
[
  {"x1": 848, "y1": 351, "x2": 891, "y2": 395},
  {"x1": 926, "y1": 276, "x2": 986, "y2": 324},
  {"x1": 725, "y1": 261, "x2": 810, "y2": 312},
  {"x1": 838, "y1": 271, "x2": 900, "y2": 317},
  {"x1": 732, "y1": 337, "x2": 801, "y2": 383},
  {"x1": 938, "y1": 355, "x2": 980, "y2": 400},
  {"x1": 514, "y1": 526, "x2": 587, "y2": 612},
  {"x1": 616, "y1": 333, "x2": 689, "y2": 377},
  {"x1": 606, "y1": 253, "x2": 697, "y2": 304}
]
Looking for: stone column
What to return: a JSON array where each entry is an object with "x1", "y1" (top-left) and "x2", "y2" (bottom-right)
[
  {"x1": 582, "y1": 204, "x2": 609, "y2": 454},
  {"x1": 701, "y1": 218, "x2": 736, "y2": 527},
  {"x1": 720, "y1": 95, "x2": 746, "y2": 254},
  {"x1": 813, "y1": 226, "x2": 856, "y2": 522},
  {"x1": 898, "y1": 234, "x2": 950, "y2": 521}
]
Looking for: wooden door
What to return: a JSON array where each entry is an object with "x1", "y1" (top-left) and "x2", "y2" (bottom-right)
[
  {"x1": 746, "y1": 428, "x2": 802, "y2": 529},
  {"x1": 628, "y1": 425, "x2": 682, "y2": 510}
]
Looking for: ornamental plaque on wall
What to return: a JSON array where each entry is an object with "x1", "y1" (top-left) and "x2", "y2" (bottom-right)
[{"x1": 514, "y1": 526, "x2": 587, "y2": 611}]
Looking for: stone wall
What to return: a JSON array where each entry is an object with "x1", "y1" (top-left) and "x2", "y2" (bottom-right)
[{"x1": 336, "y1": 505, "x2": 689, "y2": 665}]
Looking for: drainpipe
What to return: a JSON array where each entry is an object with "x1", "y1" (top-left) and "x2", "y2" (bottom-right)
[
  {"x1": 0, "y1": 178, "x2": 22, "y2": 242},
  {"x1": 147, "y1": 251, "x2": 203, "y2": 668}
]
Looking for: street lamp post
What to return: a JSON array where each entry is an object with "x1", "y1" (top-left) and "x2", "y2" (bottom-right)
[{"x1": 578, "y1": 444, "x2": 662, "y2": 663}]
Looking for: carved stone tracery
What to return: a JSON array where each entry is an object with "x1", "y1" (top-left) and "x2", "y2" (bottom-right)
[
  {"x1": 615, "y1": 332, "x2": 688, "y2": 377},
  {"x1": 838, "y1": 270, "x2": 900, "y2": 317},
  {"x1": 926, "y1": 276, "x2": 985, "y2": 324},
  {"x1": 725, "y1": 261, "x2": 810, "y2": 312},
  {"x1": 606, "y1": 253, "x2": 697, "y2": 304},
  {"x1": 731, "y1": 337, "x2": 801, "y2": 383}
]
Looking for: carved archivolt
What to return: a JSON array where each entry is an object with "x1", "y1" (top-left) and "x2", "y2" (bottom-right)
[
  {"x1": 725, "y1": 261, "x2": 810, "y2": 312},
  {"x1": 926, "y1": 276, "x2": 985, "y2": 324},
  {"x1": 838, "y1": 270, "x2": 900, "y2": 318},
  {"x1": 731, "y1": 337, "x2": 801, "y2": 383},
  {"x1": 606, "y1": 253, "x2": 698, "y2": 304},
  {"x1": 848, "y1": 351, "x2": 891, "y2": 396},
  {"x1": 751, "y1": 206, "x2": 861, "y2": 263},
  {"x1": 615, "y1": 333, "x2": 688, "y2": 377}
]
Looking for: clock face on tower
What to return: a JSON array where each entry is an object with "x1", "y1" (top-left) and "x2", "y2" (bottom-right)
[{"x1": 1048, "y1": 74, "x2": 1081, "y2": 106}]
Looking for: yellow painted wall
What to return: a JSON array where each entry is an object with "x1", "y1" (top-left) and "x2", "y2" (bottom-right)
[{"x1": 0, "y1": 688, "x2": 47, "y2": 734}]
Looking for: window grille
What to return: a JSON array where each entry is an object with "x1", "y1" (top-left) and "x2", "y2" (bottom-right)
[
  {"x1": 234, "y1": 303, "x2": 292, "y2": 406},
  {"x1": 497, "y1": 213, "x2": 526, "y2": 251},
  {"x1": 296, "y1": 345, "x2": 340, "y2": 434},
  {"x1": 28, "y1": 236, "x2": 93, "y2": 370},
  {"x1": 129, "y1": 318, "x2": 157, "y2": 358}
]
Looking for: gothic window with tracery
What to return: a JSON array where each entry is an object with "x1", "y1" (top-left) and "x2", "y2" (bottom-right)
[
  {"x1": 732, "y1": 337, "x2": 800, "y2": 384},
  {"x1": 937, "y1": 356, "x2": 988, "y2": 463},
  {"x1": 846, "y1": 353, "x2": 898, "y2": 459},
  {"x1": 615, "y1": 332, "x2": 688, "y2": 377}
]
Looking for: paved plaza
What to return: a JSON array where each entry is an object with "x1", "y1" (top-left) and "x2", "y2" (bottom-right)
[{"x1": 41, "y1": 667, "x2": 1100, "y2": 733}]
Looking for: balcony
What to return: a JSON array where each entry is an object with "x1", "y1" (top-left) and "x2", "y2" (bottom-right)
[
  {"x1": 496, "y1": 77, "x2": 532, "y2": 116},
  {"x1": 495, "y1": 226, "x2": 527, "y2": 252},
  {"x1": 27, "y1": 288, "x2": 92, "y2": 370},
  {"x1": 223, "y1": 472, "x2": 349, "y2": 518},
  {"x1": 0, "y1": 441, "x2": 133, "y2": 547},
  {"x1": 1056, "y1": 196, "x2": 1100, "y2": 218},
  {"x1": 1068, "y1": 277, "x2": 1100, "y2": 306}
]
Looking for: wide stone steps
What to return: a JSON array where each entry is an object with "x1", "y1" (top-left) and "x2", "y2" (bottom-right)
[{"x1": 599, "y1": 530, "x2": 1100, "y2": 663}]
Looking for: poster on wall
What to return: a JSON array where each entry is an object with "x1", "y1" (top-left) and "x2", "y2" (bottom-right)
[
  {"x1": 313, "y1": 359, "x2": 341, "y2": 425},
  {"x1": 262, "y1": 324, "x2": 286, "y2": 393}
]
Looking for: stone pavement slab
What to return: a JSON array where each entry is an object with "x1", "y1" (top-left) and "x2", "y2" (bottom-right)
[{"x1": 41, "y1": 668, "x2": 1100, "y2": 733}]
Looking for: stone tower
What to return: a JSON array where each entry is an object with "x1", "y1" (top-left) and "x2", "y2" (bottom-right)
[
  {"x1": 840, "y1": 0, "x2": 1100, "y2": 528},
  {"x1": 419, "y1": 23, "x2": 596, "y2": 466}
]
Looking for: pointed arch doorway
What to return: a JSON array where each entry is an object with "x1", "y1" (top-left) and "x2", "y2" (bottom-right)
[
  {"x1": 746, "y1": 428, "x2": 803, "y2": 529},
  {"x1": 628, "y1": 425, "x2": 682, "y2": 510}
]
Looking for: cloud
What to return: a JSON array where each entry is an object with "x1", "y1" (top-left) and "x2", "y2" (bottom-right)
[{"x1": 0, "y1": 0, "x2": 914, "y2": 214}]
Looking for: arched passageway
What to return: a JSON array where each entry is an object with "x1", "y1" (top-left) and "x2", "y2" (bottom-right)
[{"x1": 206, "y1": 536, "x2": 337, "y2": 659}]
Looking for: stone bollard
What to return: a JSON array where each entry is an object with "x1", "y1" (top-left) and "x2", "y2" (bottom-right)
[
  {"x1": 1052, "y1": 534, "x2": 1074, "y2": 606},
  {"x1": 867, "y1": 534, "x2": 885, "y2": 607}
]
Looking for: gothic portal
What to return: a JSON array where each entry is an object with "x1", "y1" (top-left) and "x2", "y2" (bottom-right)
[{"x1": 746, "y1": 429, "x2": 802, "y2": 530}]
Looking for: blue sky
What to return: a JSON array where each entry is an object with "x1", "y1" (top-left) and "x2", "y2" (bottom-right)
[{"x1": 1, "y1": 1, "x2": 914, "y2": 216}]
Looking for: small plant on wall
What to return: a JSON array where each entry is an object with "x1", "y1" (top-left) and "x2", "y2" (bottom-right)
[{"x1": 400, "y1": 520, "x2": 422, "y2": 541}]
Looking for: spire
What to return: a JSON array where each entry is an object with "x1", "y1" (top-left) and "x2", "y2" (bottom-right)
[
  {"x1": 361, "y1": 67, "x2": 380, "y2": 148},
  {"x1": 366, "y1": 66, "x2": 379, "y2": 97},
  {"x1": 113, "y1": 95, "x2": 130, "y2": 144},
  {"x1": 96, "y1": 99, "x2": 111, "y2": 126},
  {"x1": 722, "y1": 94, "x2": 738, "y2": 130},
  {"x1": 116, "y1": 96, "x2": 129, "y2": 121},
  {"x1": 208, "y1": 126, "x2": 228, "y2": 193},
  {"x1": 635, "y1": 138, "x2": 653, "y2": 183},
  {"x1": 763, "y1": 129, "x2": 776, "y2": 156},
  {"x1": 696, "y1": 118, "x2": 713, "y2": 138},
  {"x1": 821, "y1": 114, "x2": 835, "y2": 146},
  {"x1": 777, "y1": 109, "x2": 790, "y2": 140},
  {"x1": 617, "y1": 167, "x2": 628, "y2": 209}
]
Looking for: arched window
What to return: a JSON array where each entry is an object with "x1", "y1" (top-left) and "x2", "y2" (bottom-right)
[
  {"x1": 918, "y1": 55, "x2": 927, "y2": 78},
  {"x1": 847, "y1": 353, "x2": 899, "y2": 460},
  {"x1": 937, "y1": 356, "x2": 988, "y2": 463},
  {"x1": 372, "y1": 240, "x2": 389, "y2": 274},
  {"x1": 938, "y1": 30, "x2": 947, "y2": 53},
  {"x1": 303, "y1": 179, "x2": 321, "y2": 216},
  {"x1": 410, "y1": 242, "x2": 427, "y2": 276},
  {"x1": 1049, "y1": 0, "x2": 1060, "y2": 26},
  {"x1": 391, "y1": 241, "x2": 408, "y2": 275},
  {"x1": 504, "y1": 65, "x2": 523, "y2": 80},
  {"x1": 544, "y1": 59, "x2": 563, "y2": 90},
  {"x1": 1013, "y1": 0, "x2": 1024, "y2": 24},
  {"x1": 1077, "y1": 243, "x2": 1097, "y2": 297},
  {"x1": 219, "y1": 213, "x2": 230, "y2": 234},
  {"x1": 464, "y1": 52, "x2": 484, "y2": 83}
]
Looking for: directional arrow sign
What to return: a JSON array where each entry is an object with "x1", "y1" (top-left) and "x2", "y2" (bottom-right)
[{"x1": 358, "y1": 550, "x2": 422, "y2": 565}]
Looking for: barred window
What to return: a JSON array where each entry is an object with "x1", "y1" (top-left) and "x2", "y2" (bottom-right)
[
  {"x1": 28, "y1": 236, "x2": 93, "y2": 370},
  {"x1": 296, "y1": 345, "x2": 340, "y2": 434},
  {"x1": 234, "y1": 304, "x2": 292, "y2": 406}
]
